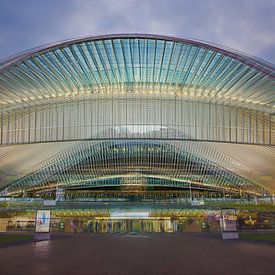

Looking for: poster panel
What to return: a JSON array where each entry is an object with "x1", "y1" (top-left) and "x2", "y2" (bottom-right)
[
  {"x1": 220, "y1": 215, "x2": 237, "y2": 232},
  {"x1": 35, "y1": 210, "x2": 51, "y2": 233}
]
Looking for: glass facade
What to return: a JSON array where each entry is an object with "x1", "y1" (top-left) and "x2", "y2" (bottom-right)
[{"x1": 0, "y1": 34, "x2": 274, "y2": 197}]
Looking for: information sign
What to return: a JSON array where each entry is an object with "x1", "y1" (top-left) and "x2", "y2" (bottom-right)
[{"x1": 35, "y1": 210, "x2": 51, "y2": 233}]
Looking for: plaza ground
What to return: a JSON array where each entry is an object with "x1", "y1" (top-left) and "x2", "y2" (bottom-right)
[{"x1": 0, "y1": 233, "x2": 275, "y2": 275}]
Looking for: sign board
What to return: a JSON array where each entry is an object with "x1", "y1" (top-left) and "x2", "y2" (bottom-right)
[
  {"x1": 43, "y1": 200, "x2": 56, "y2": 206},
  {"x1": 221, "y1": 215, "x2": 237, "y2": 231},
  {"x1": 110, "y1": 210, "x2": 149, "y2": 219},
  {"x1": 191, "y1": 198, "x2": 205, "y2": 206},
  {"x1": 56, "y1": 187, "x2": 65, "y2": 201},
  {"x1": 224, "y1": 215, "x2": 237, "y2": 221},
  {"x1": 35, "y1": 210, "x2": 51, "y2": 233},
  {"x1": 220, "y1": 208, "x2": 239, "y2": 239}
]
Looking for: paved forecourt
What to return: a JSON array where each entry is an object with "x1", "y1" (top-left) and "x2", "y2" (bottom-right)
[{"x1": 0, "y1": 233, "x2": 275, "y2": 275}]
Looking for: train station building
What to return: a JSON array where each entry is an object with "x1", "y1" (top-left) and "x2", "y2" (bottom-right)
[{"x1": 0, "y1": 34, "x2": 274, "y2": 233}]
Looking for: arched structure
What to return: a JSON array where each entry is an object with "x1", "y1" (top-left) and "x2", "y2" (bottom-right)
[{"x1": 0, "y1": 34, "x2": 274, "y2": 198}]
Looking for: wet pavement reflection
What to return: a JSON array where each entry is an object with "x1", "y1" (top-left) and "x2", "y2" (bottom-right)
[
  {"x1": 0, "y1": 233, "x2": 275, "y2": 275},
  {"x1": 33, "y1": 240, "x2": 51, "y2": 256}
]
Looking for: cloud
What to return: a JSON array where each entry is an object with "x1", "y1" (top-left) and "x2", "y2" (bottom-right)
[{"x1": 0, "y1": 0, "x2": 274, "y2": 64}]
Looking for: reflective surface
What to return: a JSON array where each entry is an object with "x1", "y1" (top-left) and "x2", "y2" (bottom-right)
[{"x1": 0, "y1": 233, "x2": 275, "y2": 274}]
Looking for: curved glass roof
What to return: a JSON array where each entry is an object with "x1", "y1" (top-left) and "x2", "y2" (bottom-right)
[
  {"x1": 0, "y1": 34, "x2": 274, "y2": 197},
  {"x1": 0, "y1": 34, "x2": 274, "y2": 108}
]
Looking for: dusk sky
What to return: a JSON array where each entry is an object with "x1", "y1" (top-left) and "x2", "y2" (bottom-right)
[{"x1": 0, "y1": 0, "x2": 274, "y2": 64}]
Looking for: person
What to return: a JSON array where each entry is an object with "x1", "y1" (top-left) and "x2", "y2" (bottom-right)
[
  {"x1": 95, "y1": 221, "x2": 100, "y2": 233},
  {"x1": 87, "y1": 221, "x2": 92, "y2": 234},
  {"x1": 171, "y1": 216, "x2": 177, "y2": 232},
  {"x1": 79, "y1": 220, "x2": 83, "y2": 233},
  {"x1": 73, "y1": 223, "x2": 77, "y2": 234},
  {"x1": 160, "y1": 223, "x2": 165, "y2": 233},
  {"x1": 126, "y1": 219, "x2": 129, "y2": 232},
  {"x1": 107, "y1": 220, "x2": 112, "y2": 233},
  {"x1": 129, "y1": 220, "x2": 133, "y2": 232},
  {"x1": 141, "y1": 220, "x2": 144, "y2": 232},
  {"x1": 117, "y1": 221, "x2": 121, "y2": 232}
]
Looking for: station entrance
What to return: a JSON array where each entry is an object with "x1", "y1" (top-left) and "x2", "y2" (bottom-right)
[
  {"x1": 49, "y1": 215, "x2": 217, "y2": 234},
  {"x1": 68, "y1": 218, "x2": 172, "y2": 234}
]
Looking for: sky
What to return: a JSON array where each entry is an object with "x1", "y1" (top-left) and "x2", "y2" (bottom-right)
[{"x1": 0, "y1": 0, "x2": 275, "y2": 64}]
